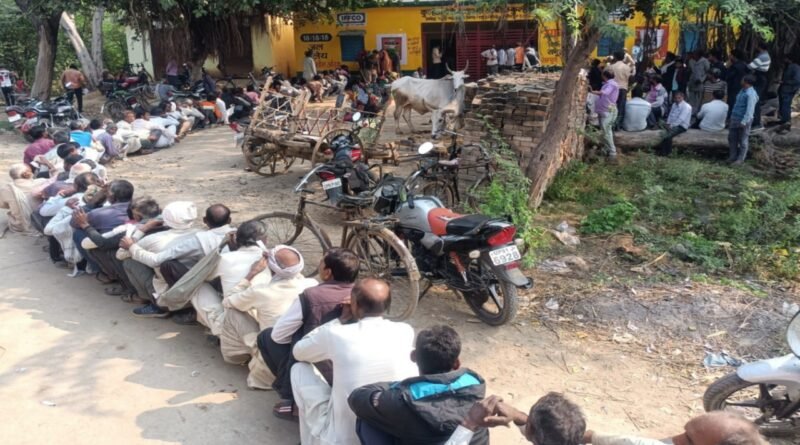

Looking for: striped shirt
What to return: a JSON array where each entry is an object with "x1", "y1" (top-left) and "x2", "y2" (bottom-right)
[
  {"x1": 702, "y1": 79, "x2": 727, "y2": 103},
  {"x1": 748, "y1": 51, "x2": 771, "y2": 73}
]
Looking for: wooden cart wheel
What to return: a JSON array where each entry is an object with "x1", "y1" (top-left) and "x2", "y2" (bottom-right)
[
  {"x1": 260, "y1": 150, "x2": 296, "y2": 176},
  {"x1": 241, "y1": 133, "x2": 272, "y2": 174},
  {"x1": 311, "y1": 129, "x2": 364, "y2": 165}
]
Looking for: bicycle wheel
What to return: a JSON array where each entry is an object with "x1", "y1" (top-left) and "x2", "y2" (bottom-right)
[
  {"x1": 420, "y1": 179, "x2": 456, "y2": 208},
  {"x1": 345, "y1": 227, "x2": 420, "y2": 321},
  {"x1": 465, "y1": 174, "x2": 492, "y2": 212},
  {"x1": 103, "y1": 99, "x2": 127, "y2": 121},
  {"x1": 250, "y1": 211, "x2": 332, "y2": 277}
]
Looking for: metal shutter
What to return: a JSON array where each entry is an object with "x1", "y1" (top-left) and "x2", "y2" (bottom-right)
[
  {"x1": 340, "y1": 35, "x2": 365, "y2": 62},
  {"x1": 457, "y1": 28, "x2": 527, "y2": 79}
]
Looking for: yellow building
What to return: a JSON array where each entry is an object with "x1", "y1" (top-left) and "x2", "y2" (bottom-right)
[
  {"x1": 293, "y1": 4, "x2": 688, "y2": 79},
  {"x1": 126, "y1": 15, "x2": 297, "y2": 79}
]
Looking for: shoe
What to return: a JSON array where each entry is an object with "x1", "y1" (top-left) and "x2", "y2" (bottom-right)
[
  {"x1": 172, "y1": 308, "x2": 198, "y2": 325},
  {"x1": 751, "y1": 125, "x2": 765, "y2": 133},
  {"x1": 120, "y1": 294, "x2": 148, "y2": 304},
  {"x1": 732, "y1": 160, "x2": 744, "y2": 166},
  {"x1": 104, "y1": 285, "x2": 128, "y2": 296},
  {"x1": 133, "y1": 303, "x2": 169, "y2": 318}
]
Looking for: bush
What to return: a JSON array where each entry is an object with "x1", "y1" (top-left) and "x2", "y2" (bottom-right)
[{"x1": 580, "y1": 200, "x2": 639, "y2": 234}]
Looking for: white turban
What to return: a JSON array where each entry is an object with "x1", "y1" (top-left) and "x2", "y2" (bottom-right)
[
  {"x1": 162, "y1": 201, "x2": 197, "y2": 230},
  {"x1": 67, "y1": 162, "x2": 91, "y2": 182},
  {"x1": 268, "y1": 245, "x2": 304, "y2": 279}
]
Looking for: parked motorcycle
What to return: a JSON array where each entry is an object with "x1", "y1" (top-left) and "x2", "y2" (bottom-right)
[
  {"x1": 102, "y1": 88, "x2": 147, "y2": 121},
  {"x1": 704, "y1": 310, "x2": 800, "y2": 436},
  {"x1": 371, "y1": 142, "x2": 532, "y2": 325},
  {"x1": 13, "y1": 95, "x2": 78, "y2": 140}
]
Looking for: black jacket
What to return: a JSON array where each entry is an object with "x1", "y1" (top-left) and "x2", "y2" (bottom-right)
[{"x1": 348, "y1": 368, "x2": 488, "y2": 445}]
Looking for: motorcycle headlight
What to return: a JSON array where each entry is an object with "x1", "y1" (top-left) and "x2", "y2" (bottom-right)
[{"x1": 787, "y1": 310, "x2": 800, "y2": 357}]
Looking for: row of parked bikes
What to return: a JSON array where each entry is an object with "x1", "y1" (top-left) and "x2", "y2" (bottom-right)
[{"x1": 250, "y1": 121, "x2": 530, "y2": 326}]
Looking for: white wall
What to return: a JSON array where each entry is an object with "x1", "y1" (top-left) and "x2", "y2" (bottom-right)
[{"x1": 125, "y1": 28, "x2": 154, "y2": 75}]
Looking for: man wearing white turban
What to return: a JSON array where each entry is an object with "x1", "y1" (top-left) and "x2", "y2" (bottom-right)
[
  {"x1": 218, "y1": 245, "x2": 318, "y2": 389},
  {"x1": 120, "y1": 201, "x2": 199, "y2": 310}
]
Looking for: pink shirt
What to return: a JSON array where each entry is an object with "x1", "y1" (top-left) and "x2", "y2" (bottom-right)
[
  {"x1": 595, "y1": 79, "x2": 620, "y2": 116},
  {"x1": 23, "y1": 138, "x2": 55, "y2": 166}
]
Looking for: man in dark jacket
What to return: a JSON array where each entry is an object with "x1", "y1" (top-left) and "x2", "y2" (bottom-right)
[
  {"x1": 348, "y1": 325, "x2": 488, "y2": 445},
  {"x1": 726, "y1": 50, "x2": 749, "y2": 121},
  {"x1": 256, "y1": 247, "x2": 359, "y2": 421}
]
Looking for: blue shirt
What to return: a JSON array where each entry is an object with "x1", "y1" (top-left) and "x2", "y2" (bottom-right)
[
  {"x1": 70, "y1": 131, "x2": 92, "y2": 148},
  {"x1": 730, "y1": 87, "x2": 758, "y2": 124}
]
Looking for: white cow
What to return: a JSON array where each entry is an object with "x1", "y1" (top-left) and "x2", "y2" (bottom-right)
[{"x1": 390, "y1": 62, "x2": 469, "y2": 136}]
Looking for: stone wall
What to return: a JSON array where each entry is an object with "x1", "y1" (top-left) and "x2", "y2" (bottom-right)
[{"x1": 456, "y1": 72, "x2": 587, "y2": 197}]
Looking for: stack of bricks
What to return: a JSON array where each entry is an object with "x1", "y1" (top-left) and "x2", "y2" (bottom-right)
[{"x1": 457, "y1": 72, "x2": 588, "y2": 196}]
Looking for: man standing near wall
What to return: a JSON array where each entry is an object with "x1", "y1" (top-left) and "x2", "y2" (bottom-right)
[
  {"x1": 481, "y1": 45, "x2": 499, "y2": 76},
  {"x1": 608, "y1": 50, "x2": 632, "y2": 130}
]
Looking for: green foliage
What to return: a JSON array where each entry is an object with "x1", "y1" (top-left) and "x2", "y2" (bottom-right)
[
  {"x1": 475, "y1": 118, "x2": 545, "y2": 266},
  {"x1": 544, "y1": 153, "x2": 800, "y2": 279},
  {"x1": 580, "y1": 200, "x2": 639, "y2": 234},
  {"x1": 0, "y1": 0, "x2": 37, "y2": 81}
]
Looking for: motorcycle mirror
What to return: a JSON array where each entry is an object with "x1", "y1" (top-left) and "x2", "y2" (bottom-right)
[
  {"x1": 418, "y1": 142, "x2": 435, "y2": 155},
  {"x1": 787, "y1": 310, "x2": 800, "y2": 357},
  {"x1": 351, "y1": 112, "x2": 362, "y2": 122}
]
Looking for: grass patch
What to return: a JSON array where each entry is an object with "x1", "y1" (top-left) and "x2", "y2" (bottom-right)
[{"x1": 544, "y1": 153, "x2": 800, "y2": 280}]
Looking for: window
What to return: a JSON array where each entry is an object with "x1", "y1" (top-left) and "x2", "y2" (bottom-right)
[
  {"x1": 597, "y1": 35, "x2": 624, "y2": 57},
  {"x1": 340, "y1": 35, "x2": 365, "y2": 62},
  {"x1": 680, "y1": 30, "x2": 704, "y2": 54}
]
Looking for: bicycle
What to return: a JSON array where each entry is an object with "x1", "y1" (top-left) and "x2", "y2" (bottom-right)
[
  {"x1": 247, "y1": 165, "x2": 420, "y2": 321},
  {"x1": 405, "y1": 130, "x2": 496, "y2": 210}
]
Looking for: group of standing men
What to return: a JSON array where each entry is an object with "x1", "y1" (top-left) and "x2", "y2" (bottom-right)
[
  {"x1": 591, "y1": 41, "x2": 799, "y2": 165},
  {"x1": 480, "y1": 41, "x2": 541, "y2": 76}
]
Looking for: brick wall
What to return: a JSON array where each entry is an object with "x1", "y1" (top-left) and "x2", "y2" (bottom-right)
[{"x1": 457, "y1": 72, "x2": 587, "y2": 196}]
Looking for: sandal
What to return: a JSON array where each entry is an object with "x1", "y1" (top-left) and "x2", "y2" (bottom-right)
[
  {"x1": 273, "y1": 400, "x2": 299, "y2": 422},
  {"x1": 104, "y1": 285, "x2": 127, "y2": 296},
  {"x1": 120, "y1": 293, "x2": 148, "y2": 304},
  {"x1": 95, "y1": 271, "x2": 115, "y2": 285}
]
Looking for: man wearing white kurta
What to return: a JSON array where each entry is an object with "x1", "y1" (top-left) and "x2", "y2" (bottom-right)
[
  {"x1": 190, "y1": 220, "x2": 271, "y2": 334},
  {"x1": 219, "y1": 245, "x2": 318, "y2": 389},
  {"x1": 290, "y1": 278, "x2": 416, "y2": 445}
]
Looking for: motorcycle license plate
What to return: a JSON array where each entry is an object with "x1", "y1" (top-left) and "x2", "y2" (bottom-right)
[
  {"x1": 489, "y1": 245, "x2": 521, "y2": 266},
  {"x1": 8, "y1": 114, "x2": 21, "y2": 123},
  {"x1": 322, "y1": 178, "x2": 342, "y2": 190}
]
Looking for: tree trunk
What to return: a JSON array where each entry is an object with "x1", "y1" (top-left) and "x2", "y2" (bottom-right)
[
  {"x1": 60, "y1": 12, "x2": 100, "y2": 89},
  {"x1": 91, "y1": 6, "x2": 105, "y2": 75},
  {"x1": 613, "y1": 129, "x2": 800, "y2": 150},
  {"x1": 32, "y1": 18, "x2": 59, "y2": 100},
  {"x1": 524, "y1": 27, "x2": 601, "y2": 207}
]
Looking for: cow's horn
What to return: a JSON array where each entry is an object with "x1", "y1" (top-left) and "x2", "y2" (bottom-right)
[
  {"x1": 446, "y1": 63, "x2": 453, "y2": 74},
  {"x1": 463, "y1": 60, "x2": 469, "y2": 72}
]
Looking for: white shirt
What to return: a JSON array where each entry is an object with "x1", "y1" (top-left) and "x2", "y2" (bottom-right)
[
  {"x1": 497, "y1": 48, "x2": 507, "y2": 66},
  {"x1": 0, "y1": 69, "x2": 12, "y2": 87},
  {"x1": 225, "y1": 273, "x2": 318, "y2": 330},
  {"x1": 667, "y1": 100, "x2": 692, "y2": 130},
  {"x1": 623, "y1": 97, "x2": 651, "y2": 132},
  {"x1": 444, "y1": 430, "x2": 672, "y2": 445},
  {"x1": 697, "y1": 100, "x2": 729, "y2": 132},
  {"x1": 506, "y1": 49, "x2": 515, "y2": 65},
  {"x1": 481, "y1": 49, "x2": 498, "y2": 66},
  {"x1": 271, "y1": 297, "x2": 305, "y2": 345},
  {"x1": 129, "y1": 225, "x2": 233, "y2": 268},
  {"x1": 293, "y1": 317, "x2": 416, "y2": 445},
  {"x1": 132, "y1": 119, "x2": 153, "y2": 131}
]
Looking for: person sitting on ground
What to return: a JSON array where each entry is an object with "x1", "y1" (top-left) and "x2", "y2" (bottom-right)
[
  {"x1": 148, "y1": 107, "x2": 179, "y2": 148},
  {"x1": 23, "y1": 126, "x2": 55, "y2": 168},
  {"x1": 583, "y1": 411, "x2": 767, "y2": 445},
  {"x1": 190, "y1": 220, "x2": 271, "y2": 335},
  {"x1": 0, "y1": 163, "x2": 49, "y2": 234},
  {"x1": 72, "y1": 179, "x2": 134, "y2": 275},
  {"x1": 43, "y1": 172, "x2": 100, "y2": 268},
  {"x1": 218, "y1": 244, "x2": 318, "y2": 389},
  {"x1": 76, "y1": 196, "x2": 161, "y2": 297},
  {"x1": 349, "y1": 325, "x2": 488, "y2": 445},
  {"x1": 120, "y1": 204, "x2": 234, "y2": 323},
  {"x1": 291, "y1": 278, "x2": 417, "y2": 445},
  {"x1": 701, "y1": 68, "x2": 727, "y2": 105},
  {"x1": 117, "y1": 201, "x2": 198, "y2": 309},
  {"x1": 215, "y1": 93, "x2": 229, "y2": 125},
  {"x1": 114, "y1": 110, "x2": 149, "y2": 155},
  {"x1": 199, "y1": 93, "x2": 222, "y2": 124},
  {"x1": 307, "y1": 74, "x2": 325, "y2": 102},
  {"x1": 447, "y1": 392, "x2": 586, "y2": 445},
  {"x1": 178, "y1": 99, "x2": 207, "y2": 131},
  {"x1": 89, "y1": 119, "x2": 105, "y2": 139},
  {"x1": 645, "y1": 74, "x2": 667, "y2": 124},
  {"x1": 656, "y1": 90, "x2": 692, "y2": 156},
  {"x1": 96, "y1": 123, "x2": 124, "y2": 165},
  {"x1": 69, "y1": 120, "x2": 93, "y2": 148},
  {"x1": 257, "y1": 248, "x2": 359, "y2": 421},
  {"x1": 244, "y1": 84, "x2": 260, "y2": 104},
  {"x1": 622, "y1": 86, "x2": 651, "y2": 132},
  {"x1": 697, "y1": 89, "x2": 729, "y2": 132}
]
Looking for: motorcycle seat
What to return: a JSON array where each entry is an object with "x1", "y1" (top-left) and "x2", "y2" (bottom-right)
[
  {"x1": 338, "y1": 194, "x2": 374, "y2": 209},
  {"x1": 428, "y1": 208, "x2": 463, "y2": 235},
  {"x1": 445, "y1": 214, "x2": 495, "y2": 236}
]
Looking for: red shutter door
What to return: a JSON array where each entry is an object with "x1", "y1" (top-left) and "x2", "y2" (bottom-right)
[{"x1": 456, "y1": 27, "x2": 528, "y2": 79}]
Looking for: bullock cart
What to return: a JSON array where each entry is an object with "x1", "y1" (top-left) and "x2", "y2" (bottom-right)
[{"x1": 242, "y1": 85, "x2": 398, "y2": 175}]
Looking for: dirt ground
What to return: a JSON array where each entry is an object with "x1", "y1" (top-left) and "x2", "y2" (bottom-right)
[{"x1": 0, "y1": 105, "x2": 796, "y2": 444}]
